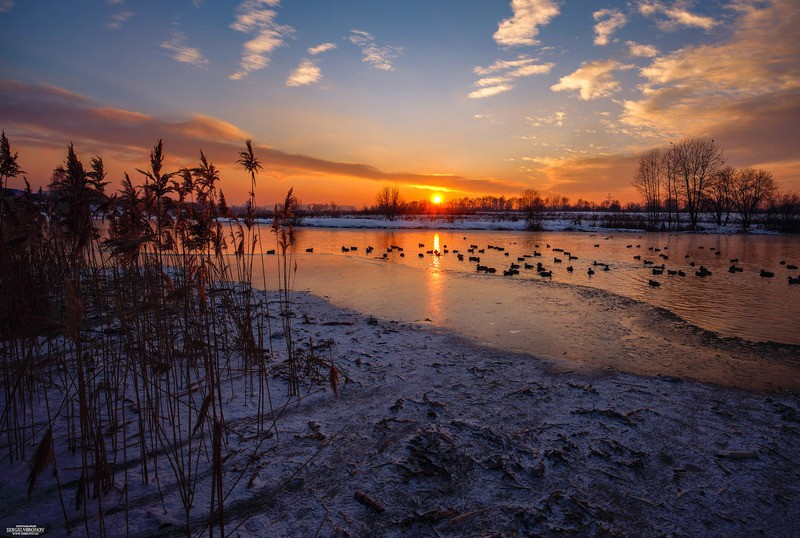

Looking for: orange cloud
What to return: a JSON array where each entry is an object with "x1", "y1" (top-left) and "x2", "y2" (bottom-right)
[
  {"x1": 551, "y1": 60, "x2": 633, "y2": 100},
  {"x1": 0, "y1": 79, "x2": 527, "y2": 205}
]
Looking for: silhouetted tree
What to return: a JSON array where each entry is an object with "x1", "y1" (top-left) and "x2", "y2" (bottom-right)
[
  {"x1": 764, "y1": 192, "x2": 800, "y2": 233},
  {"x1": 519, "y1": 188, "x2": 546, "y2": 230},
  {"x1": 731, "y1": 167, "x2": 777, "y2": 230},
  {"x1": 706, "y1": 165, "x2": 735, "y2": 226},
  {"x1": 376, "y1": 184, "x2": 404, "y2": 220},
  {"x1": 632, "y1": 148, "x2": 663, "y2": 230},
  {"x1": 671, "y1": 138, "x2": 724, "y2": 229}
]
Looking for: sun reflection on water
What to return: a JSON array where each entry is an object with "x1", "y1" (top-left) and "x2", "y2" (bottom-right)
[{"x1": 426, "y1": 233, "x2": 444, "y2": 322}]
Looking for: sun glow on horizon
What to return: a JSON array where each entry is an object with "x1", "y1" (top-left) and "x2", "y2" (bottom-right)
[{"x1": 432, "y1": 193, "x2": 443, "y2": 205}]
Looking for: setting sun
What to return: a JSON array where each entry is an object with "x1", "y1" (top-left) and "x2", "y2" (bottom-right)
[{"x1": 431, "y1": 194, "x2": 443, "y2": 205}]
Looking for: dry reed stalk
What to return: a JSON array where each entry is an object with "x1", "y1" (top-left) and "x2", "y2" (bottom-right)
[{"x1": 1, "y1": 134, "x2": 338, "y2": 536}]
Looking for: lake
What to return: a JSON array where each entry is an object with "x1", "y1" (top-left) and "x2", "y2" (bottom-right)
[{"x1": 251, "y1": 227, "x2": 800, "y2": 387}]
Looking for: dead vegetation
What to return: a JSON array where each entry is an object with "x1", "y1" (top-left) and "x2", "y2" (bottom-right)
[{"x1": 0, "y1": 134, "x2": 342, "y2": 536}]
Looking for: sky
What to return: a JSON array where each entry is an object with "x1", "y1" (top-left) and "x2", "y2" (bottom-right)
[{"x1": 0, "y1": 0, "x2": 798, "y2": 207}]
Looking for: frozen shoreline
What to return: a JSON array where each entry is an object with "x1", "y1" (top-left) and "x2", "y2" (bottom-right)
[
  {"x1": 291, "y1": 214, "x2": 782, "y2": 235},
  {"x1": 2, "y1": 290, "x2": 798, "y2": 537}
]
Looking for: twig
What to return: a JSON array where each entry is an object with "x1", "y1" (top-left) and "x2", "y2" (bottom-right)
[{"x1": 354, "y1": 490, "x2": 385, "y2": 513}]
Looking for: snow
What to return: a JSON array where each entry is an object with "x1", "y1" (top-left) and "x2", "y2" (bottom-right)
[
  {"x1": 2, "y1": 290, "x2": 799, "y2": 536},
  {"x1": 293, "y1": 213, "x2": 779, "y2": 235}
]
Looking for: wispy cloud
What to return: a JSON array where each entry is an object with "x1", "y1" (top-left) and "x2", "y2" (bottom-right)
[
  {"x1": 348, "y1": 30, "x2": 402, "y2": 71},
  {"x1": 308, "y1": 42, "x2": 336, "y2": 55},
  {"x1": 230, "y1": 0, "x2": 293, "y2": 80},
  {"x1": 593, "y1": 9, "x2": 627, "y2": 46},
  {"x1": 107, "y1": 11, "x2": 133, "y2": 30},
  {"x1": 526, "y1": 110, "x2": 566, "y2": 127},
  {"x1": 106, "y1": 0, "x2": 124, "y2": 5},
  {"x1": 551, "y1": 60, "x2": 632, "y2": 100},
  {"x1": 638, "y1": 1, "x2": 719, "y2": 31},
  {"x1": 474, "y1": 57, "x2": 540, "y2": 76},
  {"x1": 0, "y1": 0, "x2": 14, "y2": 14},
  {"x1": 626, "y1": 40, "x2": 659, "y2": 57},
  {"x1": 161, "y1": 31, "x2": 208, "y2": 68},
  {"x1": 285, "y1": 59, "x2": 322, "y2": 87},
  {"x1": 493, "y1": 0, "x2": 560, "y2": 46},
  {"x1": 468, "y1": 85, "x2": 515, "y2": 99},
  {"x1": 469, "y1": 56, "x2": 554, "y2": 99}
]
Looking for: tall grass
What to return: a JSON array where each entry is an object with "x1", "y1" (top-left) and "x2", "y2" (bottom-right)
[{"x1": 0, "y1": 135, "x2": 336, "y2": 536}]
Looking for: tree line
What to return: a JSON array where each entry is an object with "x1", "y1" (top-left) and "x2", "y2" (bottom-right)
[
  {"x1": 632, "y1": 137, "x2": 793, "y2": 231},
  {"x1": 369, "y1": 185, "x2": 630, "y2": 222}
]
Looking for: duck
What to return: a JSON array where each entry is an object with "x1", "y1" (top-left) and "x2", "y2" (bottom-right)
[
  {"x1": 648, "y1": 279, "x2": 661, "y2": 287},
  {"x1": 760, "y1": 269, "x2": 775, "y2": 278},
  {"x1": 696, "y1": 266, "x2": 712, "y2": 277},
  {"x1": 788, "y1": 276, "x2": 800, "y2": 285}
]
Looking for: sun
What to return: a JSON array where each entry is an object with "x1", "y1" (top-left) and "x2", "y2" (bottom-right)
[{"x1": 431, "y1": 193, "x2": 443, "y2": 205}]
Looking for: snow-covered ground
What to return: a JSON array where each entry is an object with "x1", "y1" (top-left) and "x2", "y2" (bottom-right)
[
  {"x1": 293, "y1": 213, "x2": 776, "y2": 235},
  {"x1": 2, "y1": 290, "x2": 798, "y2": 537}
]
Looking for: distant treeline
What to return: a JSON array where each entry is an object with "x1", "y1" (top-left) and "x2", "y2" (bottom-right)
[
  {"x1": 229, "y1": 190, "x2": 800, "y2": 233},
  {"x1": 233, "y1": 195, "x2": 624, "y2": 218},
  {"x1": 631, "y1": 137, "x2": 800, "y2": 232}
]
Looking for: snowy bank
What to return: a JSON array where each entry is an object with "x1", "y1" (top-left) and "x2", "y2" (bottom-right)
[
  {"x1": 2, "y1": 291, "x2": 798, "y2": 536},
  {"x1": 292, "y1": 214, "x2": 781, "y2": 235}
]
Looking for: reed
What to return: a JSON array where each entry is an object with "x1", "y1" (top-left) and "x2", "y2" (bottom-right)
[{"x1": 0, "y1": 134, "x2": 341, "y2": 536}]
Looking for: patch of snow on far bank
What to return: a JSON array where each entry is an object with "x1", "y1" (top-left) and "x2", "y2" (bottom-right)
[{"x1": 282, "y1": 214, "x2": 779, "y2": 235}]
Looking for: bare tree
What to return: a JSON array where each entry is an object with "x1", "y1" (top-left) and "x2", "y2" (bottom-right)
[
  {"x1": 706, "y1": 165, "x2": 735, "y2": 226},
  {"x1": 731, "y1": 167, "x2": 777, "y2": 230},
  {"x1": 632, "y1": 148, "x2": 663, "y2": 230},
  {"x1": 519, "y1": 188, "x2": 546, "y2": 230},
  {"x1": 671, "y1": 138, "x2": 725, "y2": 229},
  {"x1": 376, "y1": 184, "x2": 404, "y2": 221},
  {"x1": 764, "y1": 192, "x2": 800, "y2": 233},
  {"x1": 662, "y1": 144, "x2": 682, "y2": 230}
]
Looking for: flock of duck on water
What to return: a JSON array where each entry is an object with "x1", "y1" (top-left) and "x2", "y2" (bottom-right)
[{"x1": 313, "y1": 239, "x2": 800, "y2": 287}]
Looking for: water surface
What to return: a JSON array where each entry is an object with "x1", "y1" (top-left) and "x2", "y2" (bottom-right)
[{"x1": 262, "y1": 228, "x2": 798, "y2": 341}]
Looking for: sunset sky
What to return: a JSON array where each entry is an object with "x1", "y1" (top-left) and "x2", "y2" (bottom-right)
[{"x1": 1, "y1": 0, "x2": 798, "y2": 207}]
